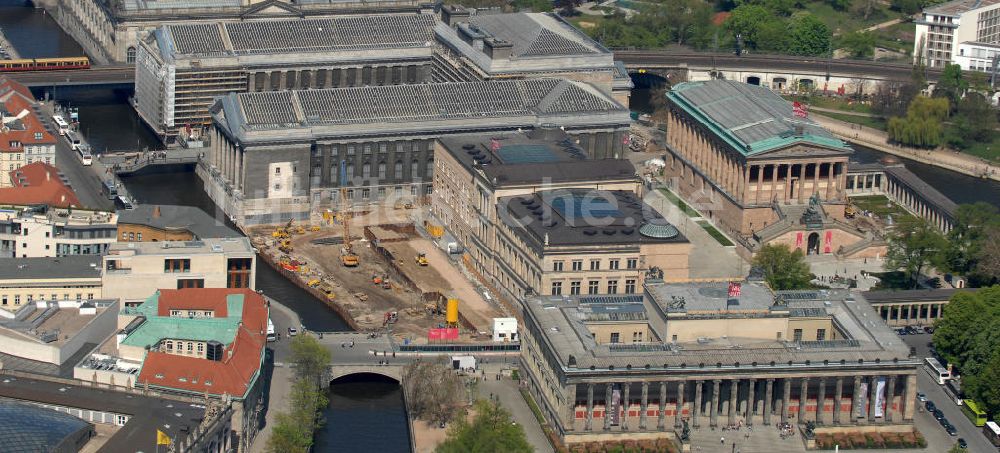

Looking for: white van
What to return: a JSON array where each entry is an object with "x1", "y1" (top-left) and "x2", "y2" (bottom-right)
[{"x1": 266, "y1": 318, "x2": 276, "y2": 342}]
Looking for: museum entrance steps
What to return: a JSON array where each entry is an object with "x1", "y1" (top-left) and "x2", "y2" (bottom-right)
[{"x1": 687, "y1": 424, "x2": 807, "y2": 453}]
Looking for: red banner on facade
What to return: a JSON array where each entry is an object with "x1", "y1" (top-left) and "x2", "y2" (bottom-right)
[
  {"x1": 428, "y1": 328, "x2": 459, "y2": 341},
  {"x1": 824, "y1": 230, "x2": 833, "y2": 254},
  {"x1": 795, "y1": 232, "x2": 803, "y2": 248}
]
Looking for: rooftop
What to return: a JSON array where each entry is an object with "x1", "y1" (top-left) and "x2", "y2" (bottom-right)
[
  {"x1": 153, "y1": 14, "x2": 435, "y2": 60},
  {"x1": 0, "y1": 401, "x2": 93, "y2": 452},
  {"x1": 646, "y1": 281, "x2": 777, "y2": 314},
  {"x1": 116, "y1": 0, "x2": 420, "y2": 13},
  {"x1": 523, "y1": 285, "x2": 912, "y2": 372},
  {"x1": 0, "y1": 300, "x2": 114, "y2": 348},
  {"x1": 0, "y1": 255, "x2": 102, "y2": 281},
  {"x1": 0, "y1": 163, "x2": 81, "y2": 208},
  {"x1": 667, "y1": 80, "x2": 851, "y2": 156},
  {"x1": 924, "y1": 0, "x2": 1000, "y2": 15},
  {"x1": 117, "y1": 204, "x2": 241, "y2": 239},
  {"x1": 464, "y1": 12, "x2": 604, "y2": 58},
  {"x1": 213, "y1": 78, "x2": 629, "y2": 143},
  {"x1": 862, "y1": 288, "x2": 978, "y2": 304},
  {"x1": 128, "y1": 289, "x2": 268, "y2": 399},
  {"x1": 0, "y1": 78, "x2": 56, "y2": 154},
  {"x1": 499, "y1": 189, "x2": 687, "y2": 250},
  {"x1": 0, "y1": 373, "x2": 206, "y2": 453},
  {"x1": 106, "y1": 236, "x2": 254, "y2": 257},
  {"x1": 0, "y1": 204, "x2": 115, "y2": 227},
  {"x1": 437, "y1": 129, "x2": 636, "y2": 188}
]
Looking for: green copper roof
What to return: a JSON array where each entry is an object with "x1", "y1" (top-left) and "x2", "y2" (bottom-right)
[
  {"x1": 121, "y1": 292, "x2": 245, "y2": 349},
  {"x1": 666, "y1": 80, "x2": 851, "y2": 156}
]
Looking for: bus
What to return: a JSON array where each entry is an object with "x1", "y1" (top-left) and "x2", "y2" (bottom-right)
[
  {"x1": 77, "y1": 144, "x2": 92, "y2": 166},
  {"x1": 963, "y1": 399, "x2": 988, "y2": 427},
  {"x1": 65, "y1": 131, "x2": 82, "y2": 151},
  {"x1": 101, "y1": 180, "x2": 117, "y2": 200},
  {"x1": 925, "y1": 357, "x2": 952, "y2": 385},
  {"x1": 51, "y1": 115, "x2": 69, "y2": 136},
  {"x1": 984, "y1": 421, "x2": 1000, "y2": 448}
]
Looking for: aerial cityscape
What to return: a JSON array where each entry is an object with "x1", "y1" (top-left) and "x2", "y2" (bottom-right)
[{"x1": 0, "y1": 0, "x2": 998, "y2": 452}]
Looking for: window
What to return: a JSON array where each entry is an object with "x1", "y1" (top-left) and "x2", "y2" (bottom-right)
[
  {"x1": 610, "y1": 332, "x2": 620, "y2": 344},
  {"x1": 34, "y1": 132, "x2": 42, "y2": 140},
  {"x1": 590, "y1": 259, "x2": 600, "y2": 270},
  {"x1": 137, "y1": 233, "x2": 142, "y2": 241},
  {"x1": 588, "y1": 280, "x2": 599, "y2": 294},
  {"x1": 13, "y1": 295, "x2": 19, "y2": 305},
  {"x1": 570, "y1": 281, "x2": 581, "y2": 295},
  {"x1": 1, "y1": 296, "x2": 5, "y2": 305},
  {"x1": 793, "y1": 329, "x2": 803, "y2": 342},
  {"x1": 165, "y1": 340, "x2": 173, "y2": 351},
  {"x1": 275, "y1": 167, "x2": 281, "y2": 174},
  {"x1": 816, "y1": 329, "x2": 826, "y2": 341},
  {"x1": 607, "y1": 280, "x2": 618, "y2": 294},
  {"x1": 551, "y1": 281, "x2": 563, "y2": 295},
  {"x1": 197, "y1": 343, "x2": 204, "y2": 354},
  {"x1": 187, "y1": 342, "x2": 193, "y2": 352},
  {"x1": 164, "y1": 259, "x2": 191, "y2": 273},
  {"x1": 609, "y1": 259, "x2": 620, "y2": 270},
  {"x1": 227, "y1": 258, "x2": 253, "y2": 288},
  {"x1": 625, "y1": 279, "x2": 636, "y2": 294},
  {"x1": 177, "y1": 278, "x2": 205, "y2": 289},
  {"x1": 571, "y1": 260, "x2": 583, "y2": 271},
  {"x1": 126, "y1": 46, "x2": 136, "y2": 63},
  {"x1": 627, "y1": 258, "x2": 638, "y2": 269},
  {"x1": 552, "y1": 261, "x2": 564, "y2": 272}
]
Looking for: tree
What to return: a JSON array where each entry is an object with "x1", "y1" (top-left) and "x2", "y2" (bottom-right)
[
  {"x1": 887, "y1": 96, "x2": 950, "y2": 147},
  {"x1": 827, "y1": 0, "x2": 852, "y2": 11},
  {"x1": 884, "y1": 216, "x2": 947, "y2": 288},
  {"x1": 890, "y1": 0, "x2": 922, "y2": 14},
  {"x1": 934, "y1": 63, "x2": 968, "y2": 111},
  {"x1": 725, "y1": 5, "x2": 778, "y2": 50},
  {"x1": 975, "y1": 228, "x2": 1000, "y2": 284},
  {"x1": 839, "y1": 31, "x2": 876, "y2": 59},
  {"x1": 871, "y1": 80, "x2": 919, "y2": 118},
  {"x1": 933, "y1": 287, "x2": 1000, "y2": 415},
  {"x1": 788, "y1": 14, "x2": 832, "y2": 57},
  {"x1": 402, "y1": 359, "x2": 465, "y2": 425},
  {"x1": 952, "y1": 92, "x2": 998, "y2": 145},
  {"x1": 436, "y1": 399, "x2": 533, "y2": 453},
  {"x1": 290, "y1": 334, "x2": 332, "y2": 387},
  {"x1": 752, "y1": 243, "x2": 813, "y2": 290}
]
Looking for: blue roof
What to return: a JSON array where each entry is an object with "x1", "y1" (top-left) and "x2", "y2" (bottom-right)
[{"x1": 0, "y1": 402, "x2": 91, "y2": 452}]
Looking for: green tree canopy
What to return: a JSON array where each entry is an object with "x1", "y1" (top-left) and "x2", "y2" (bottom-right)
[
  {"x1": 403, "y1": 359, "x2": 465, "y2": 425},
  {"x1": 725, "y1": 5, "x2": 778, "y2": 50},
  {"x1": 436, "y1": 399, "x2": 533, "y2": 453},
  {"x1": 267, "y1": 334, "x2": 332, "y2": 453},
  {"x1": 934, "y1": 63, "x2": 968, "y2": 111},
  {"x1": 290, "y1": 333, "x2": 332, "y2": 386},
  {"x1": 933, "y1": 286, "x2": 1000, "y2": 416},
  {"x1": 887, "y1": 96, "x2": 950, "y2": 147},
  {"x1": 838, "y1": 31, "x2": 876, "y2": 58},
  {"x1": 752, "y1": 243, "x2": 813, "y2": 290},
  {"x1": 787, "y1": 14, "x2": 832, "y2": 56},
  {"x1": 884, "y1": 216, "x2": 948, "y2": 288}
]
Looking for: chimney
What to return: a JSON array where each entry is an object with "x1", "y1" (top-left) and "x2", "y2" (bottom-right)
[
  {"x1": 441, "y1": 5, "x2": 470, "y2": 27},
  {"x1": 485, "y1": 38, "x2": 513, "y2": 60},
  {"x1": 153, "y1": 205, "x2": 161, "y2": 218}
]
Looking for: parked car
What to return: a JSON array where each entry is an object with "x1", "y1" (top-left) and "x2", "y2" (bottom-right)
[
  {"x1": 288, "y1": 327, "x2": 298, "y2": 337},
  {"x1": 933, "y1": 409, "x2": 945, "y2": 420},
  {"x1": 898, "y1": 329, "x2": 908, "y2": 336},
  {"x1": 957, "y1": 438, "x2": 967, "y2": 449},
  {"x1": 946, "y1": 425, "x2": 958, "y2": 436},
  {"x1": 924, "y1": 326, "x2": 935, "y2": 333},
  {"x1": 926, "y1": 401, "x2": 936, "y2": 411},
  {"x1": 917, "y1": 393, "x2": 928, "y2": 402}
]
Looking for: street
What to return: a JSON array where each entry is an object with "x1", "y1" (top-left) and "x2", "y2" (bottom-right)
[
  {"x1": 36, "y1": 102, "x2": 114, "y2": 211},
  {"x1": 901, "y1": 332, "x2": 995, "y2": 453}
]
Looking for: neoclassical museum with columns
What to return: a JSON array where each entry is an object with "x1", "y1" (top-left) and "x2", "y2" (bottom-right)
[
  {"x1": 519, "y1": 279, "x2": 918, "y2": 445},
  {"x1": 661, "y1": 80, "x2": 880, "y2": 258}
]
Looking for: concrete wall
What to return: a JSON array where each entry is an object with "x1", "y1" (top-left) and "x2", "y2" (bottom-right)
[{"x1": 665, "y1": 316, "x2": 788, "y2": 342}]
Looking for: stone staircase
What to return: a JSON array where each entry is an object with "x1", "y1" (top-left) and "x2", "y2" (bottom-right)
[{"x1": 687, "y1": 426, "x2": 807, "y2": 453}]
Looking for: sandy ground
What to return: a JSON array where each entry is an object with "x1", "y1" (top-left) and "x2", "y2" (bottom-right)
[
  {"x1": 250, "y1": 208, "x2": 501, "y2": 342},
  {"x1": 411, "y1": 419, "x2": 451, "y2": 453}
]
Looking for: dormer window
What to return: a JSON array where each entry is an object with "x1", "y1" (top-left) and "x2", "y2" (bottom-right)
[
  {"x1": 33, "y1": 133, "x2": 42, "y2": 140},
  {"x1": 9, "y1": 141, "x2": 20, "y2": 149}
]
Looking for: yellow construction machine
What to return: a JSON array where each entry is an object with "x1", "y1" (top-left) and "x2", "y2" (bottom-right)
[{"x1": 415, "y1": 252, "x2": 429, "y2": 266}]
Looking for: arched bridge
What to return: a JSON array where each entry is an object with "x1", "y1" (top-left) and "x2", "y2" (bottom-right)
[{"x1": 329, "y1": 364, "x2": 402, "y2": 382}]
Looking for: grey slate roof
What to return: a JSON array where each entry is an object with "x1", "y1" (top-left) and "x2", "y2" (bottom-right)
[
  {"x1": 226, "y1": 78, "x2": 623, "y2": 130},
  {"x1": 161, "y1": 15, "x2": 435, "y2": 57},
  {"x1": 466, "y1": 12, "x2": 601, "y2": 57},
  {"x1": 668, "y1": 80, "x2": 850, "y2": 156},
  {"x1": 117, "y1": 204, "x2": 242, "y2": 239},
  {"x1": 0, "y1": 255, "x2": 101, "y2": 280}
]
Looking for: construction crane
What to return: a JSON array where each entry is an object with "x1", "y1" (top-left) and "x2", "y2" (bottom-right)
[{"x1": 339, "y1": 160, "x2": 360, "y2": 267}]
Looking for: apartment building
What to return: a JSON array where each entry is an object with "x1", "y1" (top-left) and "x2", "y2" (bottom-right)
[
  {"x1": 0, "y1": 255, "x2": 103, "y2": 314},
  {"x1": 914, "y1": 0, "x2": 1000, "y2": 69},
  {"x1": 101, "y1": 237, "x2": 256, "y2": 304},
  {"x1": 0, "y1": 78, "x2": 57, "y2": 178},
  {"x1": 0, "y1": 204, "x2": 117, "y2": 258}
]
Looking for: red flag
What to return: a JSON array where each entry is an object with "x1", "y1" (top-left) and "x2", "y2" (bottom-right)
[
  {"x1": 792, "y1": 101, "x2": 808, "y2": 118},
  {"x1": 490, "y1": 138, "x2": 501, "y2": 151},
  {"x1": 728, "y1": 281, "x2": 741, "y2": 297},
  {"x1": 623, "y1": 134, "x2": 630, "y2": 145}
]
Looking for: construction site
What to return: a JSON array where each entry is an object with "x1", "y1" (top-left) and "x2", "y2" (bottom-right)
[{"x1": 248, "y1": 203, "x2": 505, "y2": 343}]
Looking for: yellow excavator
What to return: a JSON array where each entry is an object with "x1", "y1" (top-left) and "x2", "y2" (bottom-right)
[
  {"x1": 272, "y1": 218, "x2": 293, "y2": 239},
  {"x1": 415, "y1": 252, "x2": 429, "y2": 266}
]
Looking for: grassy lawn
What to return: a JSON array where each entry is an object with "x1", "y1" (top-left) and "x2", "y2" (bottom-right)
[
  {"x1": 659, "y1": 188, "x2": 700, "y2": 217},
  {"x1": 568, "y1": 15, "x2": 610, "y2": 32},
  {"x1": 960, "y1": 135, "x2": 1000, "y2": 163},
  {"x1": 805, "y1": 0, "x2": 906, "y2": 36},
  {"x1": 850, "y1": 195, "x2": 915, "y2": 222},
  {"x1": 872, "y1": 21, "x2": 916, "y2": 55},
  {"x1": 817, "y1": 111, "x2": 888, "y2": 131},
  {"x1": 785, "y1": 95, "x2": 874, "y2": 114},
  {"x1": 696, "y1": 220, "x2": 735, "y2": 246}
]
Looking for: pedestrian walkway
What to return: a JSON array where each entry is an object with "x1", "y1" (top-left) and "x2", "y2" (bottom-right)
[
  {"x1": 812, "y1": 113, "x2": 1000, "y2": 182},
  {"x1": 475, "y1": 367, "x2": 554, "y2": 453},
  {"x1": 688, "y1": 424, "x2": 805, "y2": 453}
]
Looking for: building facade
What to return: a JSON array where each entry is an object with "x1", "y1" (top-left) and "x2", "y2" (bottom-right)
[
  {"x1": 520, "y1": 281, "x2": 918, "y2": 446},
  {"x1": 133, "y1": 14, "x2": 437, "y2": 139},
  {"x1": 432, "y1": 130, "x2": 689, "y2": 306},
  {"x1": 53, "y1": 0, "x2": 428, "y2": 64},
  {"x1": 117, "y1": 204, "x2": 240, "y2": 242},
  {"x1": 202, "y1": 78, "x2": 630, "y2": 226},
  {"x1": 433, "y1": 6, "x2": 633, "y2": 106},
  {"x1": 0, "y1": 255, "x2": 103, "y2": 313},
  {"x1": 662, "y1": 80, "x2": 872, "y2": 257},
  {"x1": 0, "y1": 205, "x2": 116, "y2": 258},
  {"x1": 101, "y1": 237, "x2": 256, "y2": 304},
  {"x1": 0, "y1": 78, "x2": 57, "y2": 177},
  {"x1": 913, "y1": 0, "x2": 1000, "y2": 69}
]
